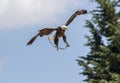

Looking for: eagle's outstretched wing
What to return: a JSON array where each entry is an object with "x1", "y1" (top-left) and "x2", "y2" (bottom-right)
[
  {"x1": 27, "y1": 33, "x2": 40, "y2": 45},
  {"x1": 27, "y1": 28, "x2": 56, "y2": 45},
  {"x1": 65, "y1": 9, "x2": 87, "y2": 26}
]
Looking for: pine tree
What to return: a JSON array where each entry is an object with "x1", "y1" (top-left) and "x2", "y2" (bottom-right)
[{"x1": 77, "y1": 0, "x2": 120, "y2": 83}]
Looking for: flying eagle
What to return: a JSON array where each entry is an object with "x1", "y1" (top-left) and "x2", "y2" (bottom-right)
[{"x1": 27, "y1": 9, "x2": 87, "y2": 50}]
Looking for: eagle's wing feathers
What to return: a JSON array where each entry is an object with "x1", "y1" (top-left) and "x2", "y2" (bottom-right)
[
  {"x1": 27, "y1": 28, "x2": 57, "y2": 45},
  {"x1": 27, "y1": 33, "x2": 39, "y2": 45},
  {"x1": 39, "y1": 28, "x2": 56, "y2": 37},
  {"x1": 65, "y1": 10, "x2": 78, "y2": 26},
  {"x1": 65, "y1": 9, "x2": 87, "y2": 26}
]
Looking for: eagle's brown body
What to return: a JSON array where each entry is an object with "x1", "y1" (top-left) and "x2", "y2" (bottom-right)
[
  {"x1": 54, "y1": 27, "x2": 69, "y2": 50},
  {"x1": 27, "y1": 9, "x2": 87, "y2": 50}
]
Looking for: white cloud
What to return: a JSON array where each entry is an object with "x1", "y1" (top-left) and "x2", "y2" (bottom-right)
[{"x1": 0, "y1": 0, "x2": 80, "y2": 29}]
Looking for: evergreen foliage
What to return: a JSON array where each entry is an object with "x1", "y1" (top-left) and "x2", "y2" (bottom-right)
[{"x1": 77, "y1": 0, "x2": 120, "y2": 82}]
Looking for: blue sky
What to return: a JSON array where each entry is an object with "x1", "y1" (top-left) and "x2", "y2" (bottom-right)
[{"x1": 0, "y1": 0, "x2": 97, "y2": 83}]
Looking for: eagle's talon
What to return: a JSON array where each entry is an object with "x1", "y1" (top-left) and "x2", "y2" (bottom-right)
[{"x1": 66, "y1": 44, "x2": 70, "y2": 47}]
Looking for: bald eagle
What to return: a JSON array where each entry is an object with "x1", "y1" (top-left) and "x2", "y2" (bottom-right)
[{"x1": 27, "y1": 9, "x2": 87, "y2": 50}]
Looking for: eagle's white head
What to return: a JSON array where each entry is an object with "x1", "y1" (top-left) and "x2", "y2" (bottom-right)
[{"x1": 61, "y1": 25, "x2": 68, "y2": 30}]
